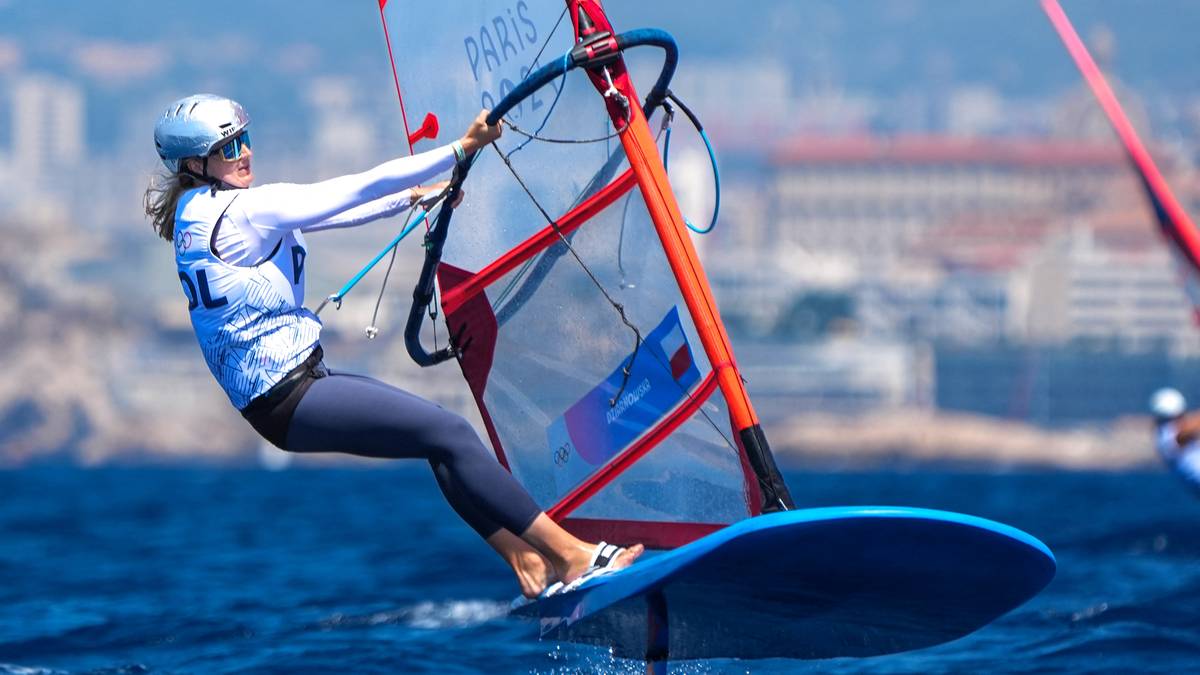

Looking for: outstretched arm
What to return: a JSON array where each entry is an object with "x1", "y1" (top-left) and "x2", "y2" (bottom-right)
[
  {"x1": 232, "y1": 109, "x2": 500, "y2": 235},
  {"x1": 301, "y1": 190, "x2": 414, "y2": 233},
  {"x1": 235, "y1": 145, "x2": 457, "y2": 234},
  {"x1": 1175, "y1": 411, "x2": 1200, "y2": 446},
  {"x1": 303, "y1": 181, "x2": 455, "y2": 233}
]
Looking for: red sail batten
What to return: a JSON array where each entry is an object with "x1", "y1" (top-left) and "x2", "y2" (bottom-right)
[
  {"x1": 546, "y1": 371, "x2": 720, "y2": 521},
  {"x1": 440, "y1": 169, "x2": 638, "y2": 314}
]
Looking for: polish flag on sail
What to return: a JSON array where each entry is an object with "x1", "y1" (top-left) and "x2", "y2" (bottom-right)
[{"x1": 660, "y1": 322, "x2": 692, "y2": 381}]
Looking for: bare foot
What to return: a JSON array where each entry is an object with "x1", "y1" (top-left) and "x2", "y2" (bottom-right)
[
  {"x1": 562, "y1": 543, "x2": 645, "y2": 584},
  {"x1": 513, "y1": 550, "x2": 557, "y2": 599}
]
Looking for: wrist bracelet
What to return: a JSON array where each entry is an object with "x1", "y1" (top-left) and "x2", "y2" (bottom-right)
[{"x1": 452, "y1": 141, "x2": 466, "y2": 163}]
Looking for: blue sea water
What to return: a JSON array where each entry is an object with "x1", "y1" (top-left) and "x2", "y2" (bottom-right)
[{"x1": 1, "y1": 466, "x2": 1199, "y2": 674}]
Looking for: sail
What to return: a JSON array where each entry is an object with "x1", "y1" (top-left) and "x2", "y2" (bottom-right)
[
  {"x1": 377, "y1": 0, "x2": 792, "y2": 548},
  {"x1": 1043, "y1": 0, "x2": 1200, "y2": 324}
]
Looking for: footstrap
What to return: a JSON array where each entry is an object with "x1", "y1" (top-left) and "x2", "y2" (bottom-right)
[
  {"x1": 539, "y1": 541, "x2": 627, "y2": 598},
  {"x1": 589, "y1": 541, "x2": 622, "y2": 569}
]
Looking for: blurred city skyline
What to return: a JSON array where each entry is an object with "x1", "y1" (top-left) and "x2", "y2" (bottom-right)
[
  {"x1": 2, "y1": 1, "x2": 1200, "y2": 154},
  {"x1": 3, "y1": 0, "x2": 1200, "y2": 466}
]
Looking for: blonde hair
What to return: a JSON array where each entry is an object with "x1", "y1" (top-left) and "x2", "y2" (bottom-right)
[{"x1": 143, "y1": 170, "x2": 203, "y2": 242}]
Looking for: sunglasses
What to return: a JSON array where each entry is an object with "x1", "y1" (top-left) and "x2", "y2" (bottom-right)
[{"x1": 215, "y1": 130, "x2": 252, "y2": 161}]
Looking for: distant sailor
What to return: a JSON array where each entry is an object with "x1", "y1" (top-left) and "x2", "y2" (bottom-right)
[
  {"x1": 1149, "y1": 387, "x2": 1200, "y2": 493},
  {"x1": 143, "y1": 94, "x2": 641, "y2": 597}
]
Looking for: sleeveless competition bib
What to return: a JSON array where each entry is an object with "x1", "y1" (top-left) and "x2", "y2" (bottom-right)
[{"x1": 174, "y1": 187, "x2": 321, "y2": 409}]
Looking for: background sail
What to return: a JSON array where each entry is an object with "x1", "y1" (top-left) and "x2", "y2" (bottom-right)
[
  {"x1": 379, "y1": 0, "x2": 774, "y2": 547},
  {"x1": 1043, "y1": 0, "x2": 1200, "y2": 325}
]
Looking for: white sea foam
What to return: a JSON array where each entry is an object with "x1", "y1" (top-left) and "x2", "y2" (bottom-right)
[
  {"x1": 318, "y1": 599, "x2": 509, "y2": 631},
  {"x1": 0, "y1": 665, "x2": 69, "y2": 675},
  {"x1": 533, "y1": 644, "x2": 723, "y2": 674},
  {"x1": 401, "y1": 599, "x2": 510, "y2": 629}
]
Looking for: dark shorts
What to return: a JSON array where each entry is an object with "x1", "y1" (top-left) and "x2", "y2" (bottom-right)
[{"x1": 239, "y1": 345, "x2": 327, "y2": 449}]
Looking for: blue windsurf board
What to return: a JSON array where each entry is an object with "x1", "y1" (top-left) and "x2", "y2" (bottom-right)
[{"x1": 511, "y1": 507, "x2": 1055, "y2": 661}]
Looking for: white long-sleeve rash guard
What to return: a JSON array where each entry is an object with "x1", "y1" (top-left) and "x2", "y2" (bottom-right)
[
  {"x1": 174, "y1": 144, "x2": 457, "y2": 409},
  {"x1": 215, "y1": 144, "x2": 456, "y2": 265}
]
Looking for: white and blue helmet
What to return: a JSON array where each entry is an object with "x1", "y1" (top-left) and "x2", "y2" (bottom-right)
[
  {"x1": 153, "y1": 94, "x2": 250, "y2": 173},
  {"x1": 1150, "y1": 387, "x2": 1187, "y2": 420}
]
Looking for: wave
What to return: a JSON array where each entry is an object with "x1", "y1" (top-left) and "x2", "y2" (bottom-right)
[{"x1": 314, "y1": 599, "x2": 510, "y2": 631}]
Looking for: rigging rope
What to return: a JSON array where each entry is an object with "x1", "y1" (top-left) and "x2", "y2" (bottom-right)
[
  {"x1": 661, "y1": 92, "x2": 721, "y2": 234},
  {"x1": 489, "y1": 90, "x2": 735, "y2": 451},
  {"x1": 368, "y1": 6, "x2": 739, "y2": 457}
]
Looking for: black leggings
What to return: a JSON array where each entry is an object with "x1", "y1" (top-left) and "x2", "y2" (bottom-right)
[{"x1": 245, "y1": 359, "x2": 541, "y2": 539}]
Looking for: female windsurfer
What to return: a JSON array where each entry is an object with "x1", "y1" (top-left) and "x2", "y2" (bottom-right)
[
  {"x1": 144, "y1": 93, "x2": 641, "y2": 597},
  {"x1": 1149, "y1": 387, "x2": 1200, "y2": 494}
]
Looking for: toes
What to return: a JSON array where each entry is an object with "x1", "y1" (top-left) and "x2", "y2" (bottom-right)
[{"x1": 617, "y1": 543, "x2": 645, "y2": 567}]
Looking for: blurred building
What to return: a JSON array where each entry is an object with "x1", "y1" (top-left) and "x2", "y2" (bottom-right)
[
  {"x1": 698, "y1": 130, "x2": 1200, "y2": 423},
  {"x1": 738, "y1": 338, "x2": 934, "y2": 422},
  {"x1": 1012, "y1": 226, "x2": 1194, "y2": 355},
  {"x1": 10, "y1": 74, "x2": 84, "y2": 189},
  {"x1": 0, "y1": 75, "x2": 84, "y2": 221},
  {"x1": 766, "y1": 135, "x2": 1125, "y2": 261},
  {"x1": 706, "y1": 135, "x2": 1129, "y2": 343}
]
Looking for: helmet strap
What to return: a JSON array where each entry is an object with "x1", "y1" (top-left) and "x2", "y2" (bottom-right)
[
  {"x1": 202, "y1": 156, "x2": 219, "y2": 195},
  {"x1": 180, "y1": 156, "x2": 228, "y2": 194}
]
